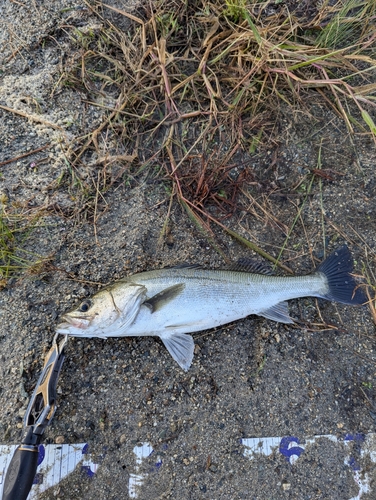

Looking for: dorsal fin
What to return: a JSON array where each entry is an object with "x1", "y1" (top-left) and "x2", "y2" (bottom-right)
[
  {"x1": 164, "y1": 263, "x2": 203, "y2": 270},
  {"x1": 228, "y1": 258, "x2": 273, "y2": 275}
]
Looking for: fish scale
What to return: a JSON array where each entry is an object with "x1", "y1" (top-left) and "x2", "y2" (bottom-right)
[{"x1": 125, "y1": 271, "x2": 320, "y2": 327}]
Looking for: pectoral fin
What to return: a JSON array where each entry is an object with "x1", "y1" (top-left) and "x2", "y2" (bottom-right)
[
  {"x1": 145, "y1": 283, "x2": 185, "y2": 312},
  {"x1": 160, "y1": 331, "x2": 194, "y2": 371},
  {"x1": 259, "y1": 301, "x2": 294, "y2": 324}
]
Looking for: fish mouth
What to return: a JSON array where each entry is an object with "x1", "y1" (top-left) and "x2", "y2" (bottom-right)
[{"x1": 56, "y1": 314, "x2": 91, "y2": 331}]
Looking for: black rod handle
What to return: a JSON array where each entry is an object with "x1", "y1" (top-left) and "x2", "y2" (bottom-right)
[{"x1": 2, "y1": 445, "x2": 39, "y2": 500}]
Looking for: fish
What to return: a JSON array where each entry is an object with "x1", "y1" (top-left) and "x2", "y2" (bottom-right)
[{"x1": 56, "y1": 245, "x2": 366, "y2": 371}]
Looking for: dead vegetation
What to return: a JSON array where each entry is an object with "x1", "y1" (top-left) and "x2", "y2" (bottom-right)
[
  {"x1": 53, "y1": 0, "x2": 375, "y2": 257},
  {"x1": 2, "y1": 1, "x2": 376, "y2": 306}
]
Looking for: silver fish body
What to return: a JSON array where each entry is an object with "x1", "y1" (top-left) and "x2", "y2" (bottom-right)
[{"x1": 56, "y1": 246, "x2": 365, "y2": 371}]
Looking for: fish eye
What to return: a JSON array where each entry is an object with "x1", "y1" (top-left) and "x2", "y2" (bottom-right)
[{"x1": 79, "y1": 299, "x2": 92, "y2": 312}]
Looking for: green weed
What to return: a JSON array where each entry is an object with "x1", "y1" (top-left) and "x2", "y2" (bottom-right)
[
  {"x1": 316, "y1": 0, "x2": 376, "y2": 49},
  {"x1": 0, "y1": 204, "x2": 49, "y2": 286}
]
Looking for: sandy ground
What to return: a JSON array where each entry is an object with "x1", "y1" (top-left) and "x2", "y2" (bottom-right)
[{"x1": 0, "y1": 1, "x2": 375, "y2": 499}]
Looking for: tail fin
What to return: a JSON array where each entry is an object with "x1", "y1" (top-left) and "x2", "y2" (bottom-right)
[{"x1": 316, "y1": 245, "x2": 366, "y2": 305}]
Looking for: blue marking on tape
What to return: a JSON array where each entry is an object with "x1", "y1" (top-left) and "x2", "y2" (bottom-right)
[
  {"x1": 347, "y1": 456, "x2": 361, "y2": 472},
  {"x1": 344, "y1": 433, "x2": 365, "y2": 443},
  {"x1": 279, "y1": 436, "x2": 305, "y2": 462},
  {"x1": 81, "y1": 465, "x2": 95, "y2": 477},
  {"x1": 154, "y1": 458, "x2": 163, "y2": 470},
  {"x1": 33, "y1": 472, "x2": 43, "y2": 485},
  {"x1": 37, "y1": 444, "x2": 45, "y2": 466}
]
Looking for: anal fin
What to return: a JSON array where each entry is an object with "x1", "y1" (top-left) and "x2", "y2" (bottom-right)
[
  {"x1": 259, "y1": 301, "x2": 294, "y2": 324},
  {"x1": 160, "y1": 331, "x2": 194, "y2": 371}
]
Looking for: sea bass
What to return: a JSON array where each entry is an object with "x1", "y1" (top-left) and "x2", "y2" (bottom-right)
[{"x1": 56, "y1": 245, "x2": 365, "y2": 371}]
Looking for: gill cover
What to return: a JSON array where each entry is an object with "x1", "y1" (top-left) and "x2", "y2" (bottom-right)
[{"x1": 57, "y1": 283, "x2": 147, "y2": 337}]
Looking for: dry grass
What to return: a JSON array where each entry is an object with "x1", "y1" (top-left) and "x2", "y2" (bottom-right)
[
  {"x1": 3, "y1": 0, "x2": 376, "y2": 284},
  {"x1": 54, "y1": 0, "x2": 376, "y2": 265}
]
